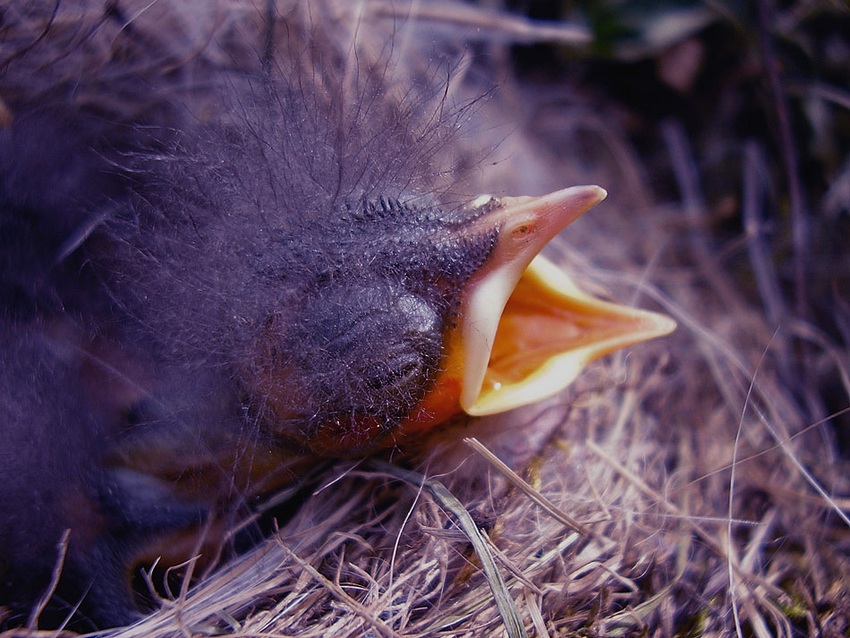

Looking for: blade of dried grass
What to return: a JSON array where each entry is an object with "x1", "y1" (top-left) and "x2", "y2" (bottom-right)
[
  {"x1": 26, "y1": 530, "x2": 71, "y2": 631},
  {"x1": 273, "y1": 542, "x2": 402, "y2": 638},
  {"x1": 463, "y1": 437, "x2": 591, "y2": 537},
  {"x1": 661, "y1": 119, "x2": 744, "y2": 307},
  {"x1": 600, "y1": 516, "x2": 696, "y2": 637},
  {"x1": 369, "y1": 0, "x2": 592, "y2": 46},
  {"x1": 367, "y1": 459, "x2": 528, "y2": 638},
  {"x1": 756, "y1": 0, "x2": 810, "y2": 322},
  {"x1": 585, "y1": 438, "x2": 780, "y2": 597},
  {"x1": 599, "y1": 583, "x2": 673, "y2": 637},
  {"x1": 521, "y1": 591, "x2": 550, "y2": 638},
  {"x1": 790, "y1": 319, "x2": 850, "y2": 399},
  {"x1": 743, "y1": 142, "x2": 788, "y2": 332},
  {"x1": 748, "y1": 400, "x2": 850, "y2": 529},
  {"x1": 101, "y1": 539, "x2": 300, "y2": 638},
  {"x1": 726, "y1": 332, "x2": 773, "y2": 638},
  {"x1": 792, "y1": 81, "x2": 850, "y2": 110}
]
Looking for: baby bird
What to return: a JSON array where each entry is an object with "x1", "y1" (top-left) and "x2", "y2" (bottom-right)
[{"x1": 0, "y1": 0, "x2": 673, "y2": 629}]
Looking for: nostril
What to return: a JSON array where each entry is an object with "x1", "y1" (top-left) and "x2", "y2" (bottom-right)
[{"x1": 510, "y1": 223, "x2": 535, "y2": 240}]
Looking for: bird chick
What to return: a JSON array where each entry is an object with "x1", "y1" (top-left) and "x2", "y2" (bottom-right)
[{"x1": 0, "y1": 0, "x2": 674, "y2": 629}]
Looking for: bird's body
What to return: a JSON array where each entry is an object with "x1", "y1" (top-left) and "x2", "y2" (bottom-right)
[
  {"x1": 0, "y1": 8, "x2": 453, "y2": 624},
  {"x1": 0, "y1": 1, "x2": 673, "y2": 629}
]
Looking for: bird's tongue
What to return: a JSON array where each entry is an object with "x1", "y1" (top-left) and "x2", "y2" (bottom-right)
[{"x1": 399, "y1": 185, "x2": 675, "y2": 436}]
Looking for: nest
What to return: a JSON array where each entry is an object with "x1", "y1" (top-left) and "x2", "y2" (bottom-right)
[{"x1": 2, "y1": 1, "x2": 848, "y2": 636}]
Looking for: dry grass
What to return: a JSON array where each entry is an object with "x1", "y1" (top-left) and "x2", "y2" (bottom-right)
[{"x1": 2, "y1": 1, "x2": 848, "y2": 636}]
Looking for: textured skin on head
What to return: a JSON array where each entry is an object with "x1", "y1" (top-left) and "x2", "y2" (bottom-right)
[{"x1": 103, "y1": 72, "x2": 500, "y2": 451}]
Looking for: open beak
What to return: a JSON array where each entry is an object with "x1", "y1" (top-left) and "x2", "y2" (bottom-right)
[
  {"x1": 400, "y1": 185, "x2": 675, "y2": 435},
  {"x1": 465, "y1": 253, "x2": 676, "y2": 415}
]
